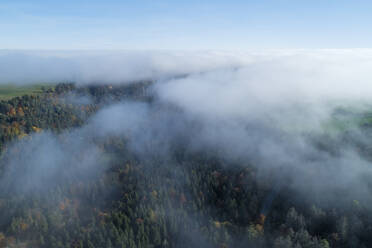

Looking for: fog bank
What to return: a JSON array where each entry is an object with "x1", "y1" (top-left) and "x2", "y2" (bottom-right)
[{"x1": 3, "y1": 49, "x2": 372, "y2": 207}]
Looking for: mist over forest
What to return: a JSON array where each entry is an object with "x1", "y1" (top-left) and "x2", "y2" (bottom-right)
[{"x1": 1, "y1": 50, "x2": 372, "y2": 248}]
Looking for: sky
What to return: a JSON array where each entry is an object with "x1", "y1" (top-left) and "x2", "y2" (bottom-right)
[{"x1": 1, "y1": 0, "x2": 372, "y2": 50}]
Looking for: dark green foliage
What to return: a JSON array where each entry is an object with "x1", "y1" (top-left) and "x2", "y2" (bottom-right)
[{"x1": 0, "y1": 83, "x2": 370, "y2": 248}]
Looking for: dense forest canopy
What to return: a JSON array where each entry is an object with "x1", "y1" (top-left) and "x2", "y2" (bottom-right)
[
  {"x1": 1, "y1": 48, "x2": 372, "y2": 248},
  {"x1": 0, "y1": 77, "x2": 371, "y2": 248}
]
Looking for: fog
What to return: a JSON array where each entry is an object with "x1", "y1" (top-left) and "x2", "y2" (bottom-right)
[
  {"x1": 0, "y1": 50, "x2": 247, "y2": 84},
  {"x1": 3, "y1": 49, "x2": 372, "y2": 87},
  {"x1": 2, "y1": 49, "x2": 372, "y2": 207}
]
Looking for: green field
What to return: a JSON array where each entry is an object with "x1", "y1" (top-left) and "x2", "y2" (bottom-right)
[{"x1": 0, "y1": 84, "x2": 54, "y2": 100}]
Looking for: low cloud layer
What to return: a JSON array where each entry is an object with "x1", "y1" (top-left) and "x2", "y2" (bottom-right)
[
  {"x1": 2, "y1": 49, "x2": 372, "y2": 208},
  {"x1": 0, "y1": 50, "x2": 247, "y2": 84},
  {"x1": 3, "y1": 49, "x2": 372, "y2": 86}
]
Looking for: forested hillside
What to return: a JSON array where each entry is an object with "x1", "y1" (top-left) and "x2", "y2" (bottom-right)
[{"x1": 0, "y1": 82, "x2": 371, "y2": 248}]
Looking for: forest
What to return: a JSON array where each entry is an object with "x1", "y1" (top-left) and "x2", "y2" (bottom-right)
[{"x1": 0, "y1": 82, "x2": 371, "y2": 248}]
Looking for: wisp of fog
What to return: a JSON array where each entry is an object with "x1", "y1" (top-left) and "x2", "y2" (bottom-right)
[{"x1": 2, "y1": 49, "x2": 372, "y2": 207}]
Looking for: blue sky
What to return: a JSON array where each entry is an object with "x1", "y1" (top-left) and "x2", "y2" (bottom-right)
[{"x1": 1, "y1": 0, "x2": 371, "y2": 50}]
